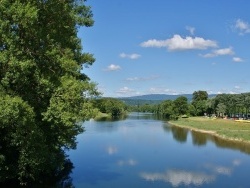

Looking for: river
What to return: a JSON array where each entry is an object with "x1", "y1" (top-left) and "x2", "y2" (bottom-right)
[{"x1": 68, "y1": 112, "x2": 250, "y2": 188}]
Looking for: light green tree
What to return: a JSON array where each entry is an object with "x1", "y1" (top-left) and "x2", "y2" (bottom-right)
[
  {"x1": 0, "y1": 0, "x2": 98, "y2": 185},
  {"x1": 216, "y1": 103, "x2": 227, "y2": 117}
]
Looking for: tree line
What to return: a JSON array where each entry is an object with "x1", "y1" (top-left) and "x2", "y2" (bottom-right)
[{"x1": 130, "y1": 91, "x2": 250, "y2": 119}]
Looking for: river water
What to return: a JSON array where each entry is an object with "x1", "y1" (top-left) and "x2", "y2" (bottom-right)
[{"x1": 68, "y1": 112, "x2": 250, "y2": 188}]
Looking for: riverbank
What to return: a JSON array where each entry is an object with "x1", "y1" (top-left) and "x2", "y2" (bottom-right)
[{"x1": 169, "y1": 117, "x2": 250, "y2": 143}]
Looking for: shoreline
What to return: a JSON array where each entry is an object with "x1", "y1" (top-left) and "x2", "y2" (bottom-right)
[{"x1": 168, "y1": 119, "x2": 250, "y2": 145}]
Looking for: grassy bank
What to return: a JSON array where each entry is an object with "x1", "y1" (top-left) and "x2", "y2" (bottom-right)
[{"x1": 169, "y1": 117, "x2": 250, "y2": 143}]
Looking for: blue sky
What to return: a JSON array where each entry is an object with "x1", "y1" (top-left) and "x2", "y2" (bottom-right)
[{"x1": 80, "y1": 0, "x2": 250, "y2": 97}]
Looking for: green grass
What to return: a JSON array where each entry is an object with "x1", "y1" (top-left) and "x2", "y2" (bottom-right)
[{"x1": 169, "y1": 117, "x2": 250, "y2": 143}]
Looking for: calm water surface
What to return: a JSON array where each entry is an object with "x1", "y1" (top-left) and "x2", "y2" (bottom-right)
[{"x1": 68, "y1": 113, "x2": 250, "y2": 188}]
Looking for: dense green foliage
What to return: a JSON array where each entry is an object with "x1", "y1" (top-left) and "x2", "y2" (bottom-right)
[
  {"x1": 191, "y1": 90, "x2": 208, "y2": 116},
  {"x1": 127, "y1": 91, "x2": 250, "y2": 120},
  {"x1": 93, "y1": 98, "x2": 127, "y2": 116},
  {"x1": 211, "y1": 92, "x2": 250, "y2": 118},
  {"x1": 0, "y1": 0, "x2": 98, "y2": 185}
]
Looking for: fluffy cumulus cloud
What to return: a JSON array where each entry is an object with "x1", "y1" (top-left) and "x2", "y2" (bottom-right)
[
  {"x1": 140, "y1": 34, "x2": 217, "y2": 51},
  {"x1": 201, "y1": 47, "x2": 234, "y2": 58},
  {"x1": 234, "y1": 19, "x2": 250, "y2": 35},
  {"x1": 233, "y1": 57, "x2": 244, "y2": 62},
  {"x1": 120, "y1": 53, "x2": 141, "y2": 59},
  {"x1": 105, "y1": 64, "x2": 121, "y2": 71}
]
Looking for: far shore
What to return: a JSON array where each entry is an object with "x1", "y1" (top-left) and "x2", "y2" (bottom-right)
[{"x1": 168, "y1": 116, "x2": 250, "y2": 144}]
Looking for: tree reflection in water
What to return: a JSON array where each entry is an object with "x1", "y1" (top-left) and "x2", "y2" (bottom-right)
[
  {"x1": 163, "y1": 123, "x2": 250, "y2": 155},
  {"x1": 191, "y1": 131, "x2": 207, "y2": 146},
  {"x1": 163, "y1": 124, "x2": 188, "y2": 143},
  {"x1": 0, "y1": 158, "x2": 74, "y2": 188}
]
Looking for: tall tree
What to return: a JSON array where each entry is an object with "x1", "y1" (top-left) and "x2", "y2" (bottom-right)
[
  {"x1": 192, "y1": 90, "x2": 208, "y2": 116},
  {"x1": 0, "y1": 0, "x2": 98, "y2": 185},
  {"x1": 173, "y1": 96, "x2": 189, "y2": 116},
  {"x1": 192, "y1": 90, "x2": 208, "y2": 101}
]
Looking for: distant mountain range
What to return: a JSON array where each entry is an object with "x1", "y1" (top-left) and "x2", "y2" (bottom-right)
[
  {"x1": 120, "y1": 94, "x2": 193, "y2": 101},
  {"x1": 119, "y1": 94, "x2": 217, "y2": 106}
]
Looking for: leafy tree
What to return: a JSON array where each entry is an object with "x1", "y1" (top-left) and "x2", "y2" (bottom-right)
[
  {"x1": 173, "y1": 96, "x2": 189, "y2": 116},
  {"x1": 206, "y1": 98, "x2": 216, "y2": 115},
  {"x1": 193, "y1": 100, "x2": 207, "y2": 116},
  {"x1": 216, "y1": 103, "x2": 227, "y2": 117},
  {"x1": 192, "y1": 91, "x2": 208, "y2": 116},
  {"x1": 192, "y1": 90, "x2": 208, "y2": 101},
  {"x1": 94, "y1": 98, "x2": 126, "y2": 116},
  {"x1": 159, "y1": 100, "x2": 175, "y2": 119},
  {"x1": 188, "y1": 104, "x2": 196, "y2": 116},
  {"x1": 0, "y1": 0, "x2": 98, "y2": 185}
]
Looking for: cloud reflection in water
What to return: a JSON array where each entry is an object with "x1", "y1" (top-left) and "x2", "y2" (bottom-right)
[
  {"x1": 106, "y1": 146, "x2": 118, "y2": 155},
  {"x1": 140, "y1": 169, "x2": 215, "y2": 187},
  {"x1": 117, "y1": 159, "x2": 137, "y2": 166}
]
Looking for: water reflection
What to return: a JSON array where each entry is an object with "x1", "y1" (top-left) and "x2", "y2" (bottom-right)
[
  {"x1": 95, "y1": 114, "x2": 127, "y2": 121},
  {"x1": 191, "y1": 131, "x2": 207, "y2": 146},
  {"x1": 163, "y1": 123, "x2": 250, "y2": 155},
  {"x1": 0, "y1": 158, "x2": 74, "y2": 188},
  {"x1": 204, "y1": 163, "x2": 232, "y2": 176},
  {"x1": 117, "y1": 159, "x2": 137, "y2": 166},
  {"x1": 127, "y1": 112, "x2": 156, "y2": 120},
  {"x1": 69, "y1": 113, "x2": 250, "y2": 187},
  {"x1": 163, "y1": 124, "x2": 188, "y2": 143},
  {"x1": 140, "y1": 169, "x2": 215, "y2": 187}
]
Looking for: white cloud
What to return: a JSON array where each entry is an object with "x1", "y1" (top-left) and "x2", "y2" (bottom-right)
[
  {"x1": 201, "y1": 47, "x2": 234, "y2": 58},
  {"x1": 120, "y1": 53, "x2": 141, "y2": 59},
  {"x1": 234, "y1": 19, "x2": 250, "y2": 35},
  {"x1": 126, "y1": 75, "x2": 159, "y2": 82},
  {"x1": 105, "y1": 64, "x2": 121, "y2": 71},
  {"x1": 233, "y1": 57, "x2": 243, "y2": 62},
  {"x1": 140, "y1": 170, "x2": 215, "y2": 187},
  {"x1": 140, "y1": 34, "x2": 217, "y2": 51},
  {"x1": 149, "y1": 87, "x2": 181, "y2": 95},
  {"x1": 186, "y1": 26, "x2": 195, "y2": 35},
  {"x1": 116, "y1": 86, "x2": 135, "y2": 94}
]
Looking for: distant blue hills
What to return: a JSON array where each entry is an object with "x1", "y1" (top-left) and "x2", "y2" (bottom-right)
[{"x1": 118, "y1": 94, "x2": 217, "y2": 105}]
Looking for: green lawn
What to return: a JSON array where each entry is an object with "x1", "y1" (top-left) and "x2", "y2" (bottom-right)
[{"x1": 169, "y1": 117, "x2": 250, "y2": 143}]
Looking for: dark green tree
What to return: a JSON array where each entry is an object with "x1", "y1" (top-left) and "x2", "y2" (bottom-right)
[
  {"x1": 192, "y1": 90, "x2": 208, "y2": 101},
  {"x1": 0, "y1": 0, "x2": 98, "y2": 185},
  {"x1": 173, "y1": 96, "x2": 189, "y2": 116},
  {"x1": 159, "y1": 100, "x2": 175, "y2": 119},
  {"x1": 192, "y1": 90, "x2": 208, "y2": 116}
]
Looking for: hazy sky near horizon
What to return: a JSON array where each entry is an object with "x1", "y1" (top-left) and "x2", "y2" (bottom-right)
[{"x1": 80, "y1": 0, "x2": 250, "y2": 97}]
